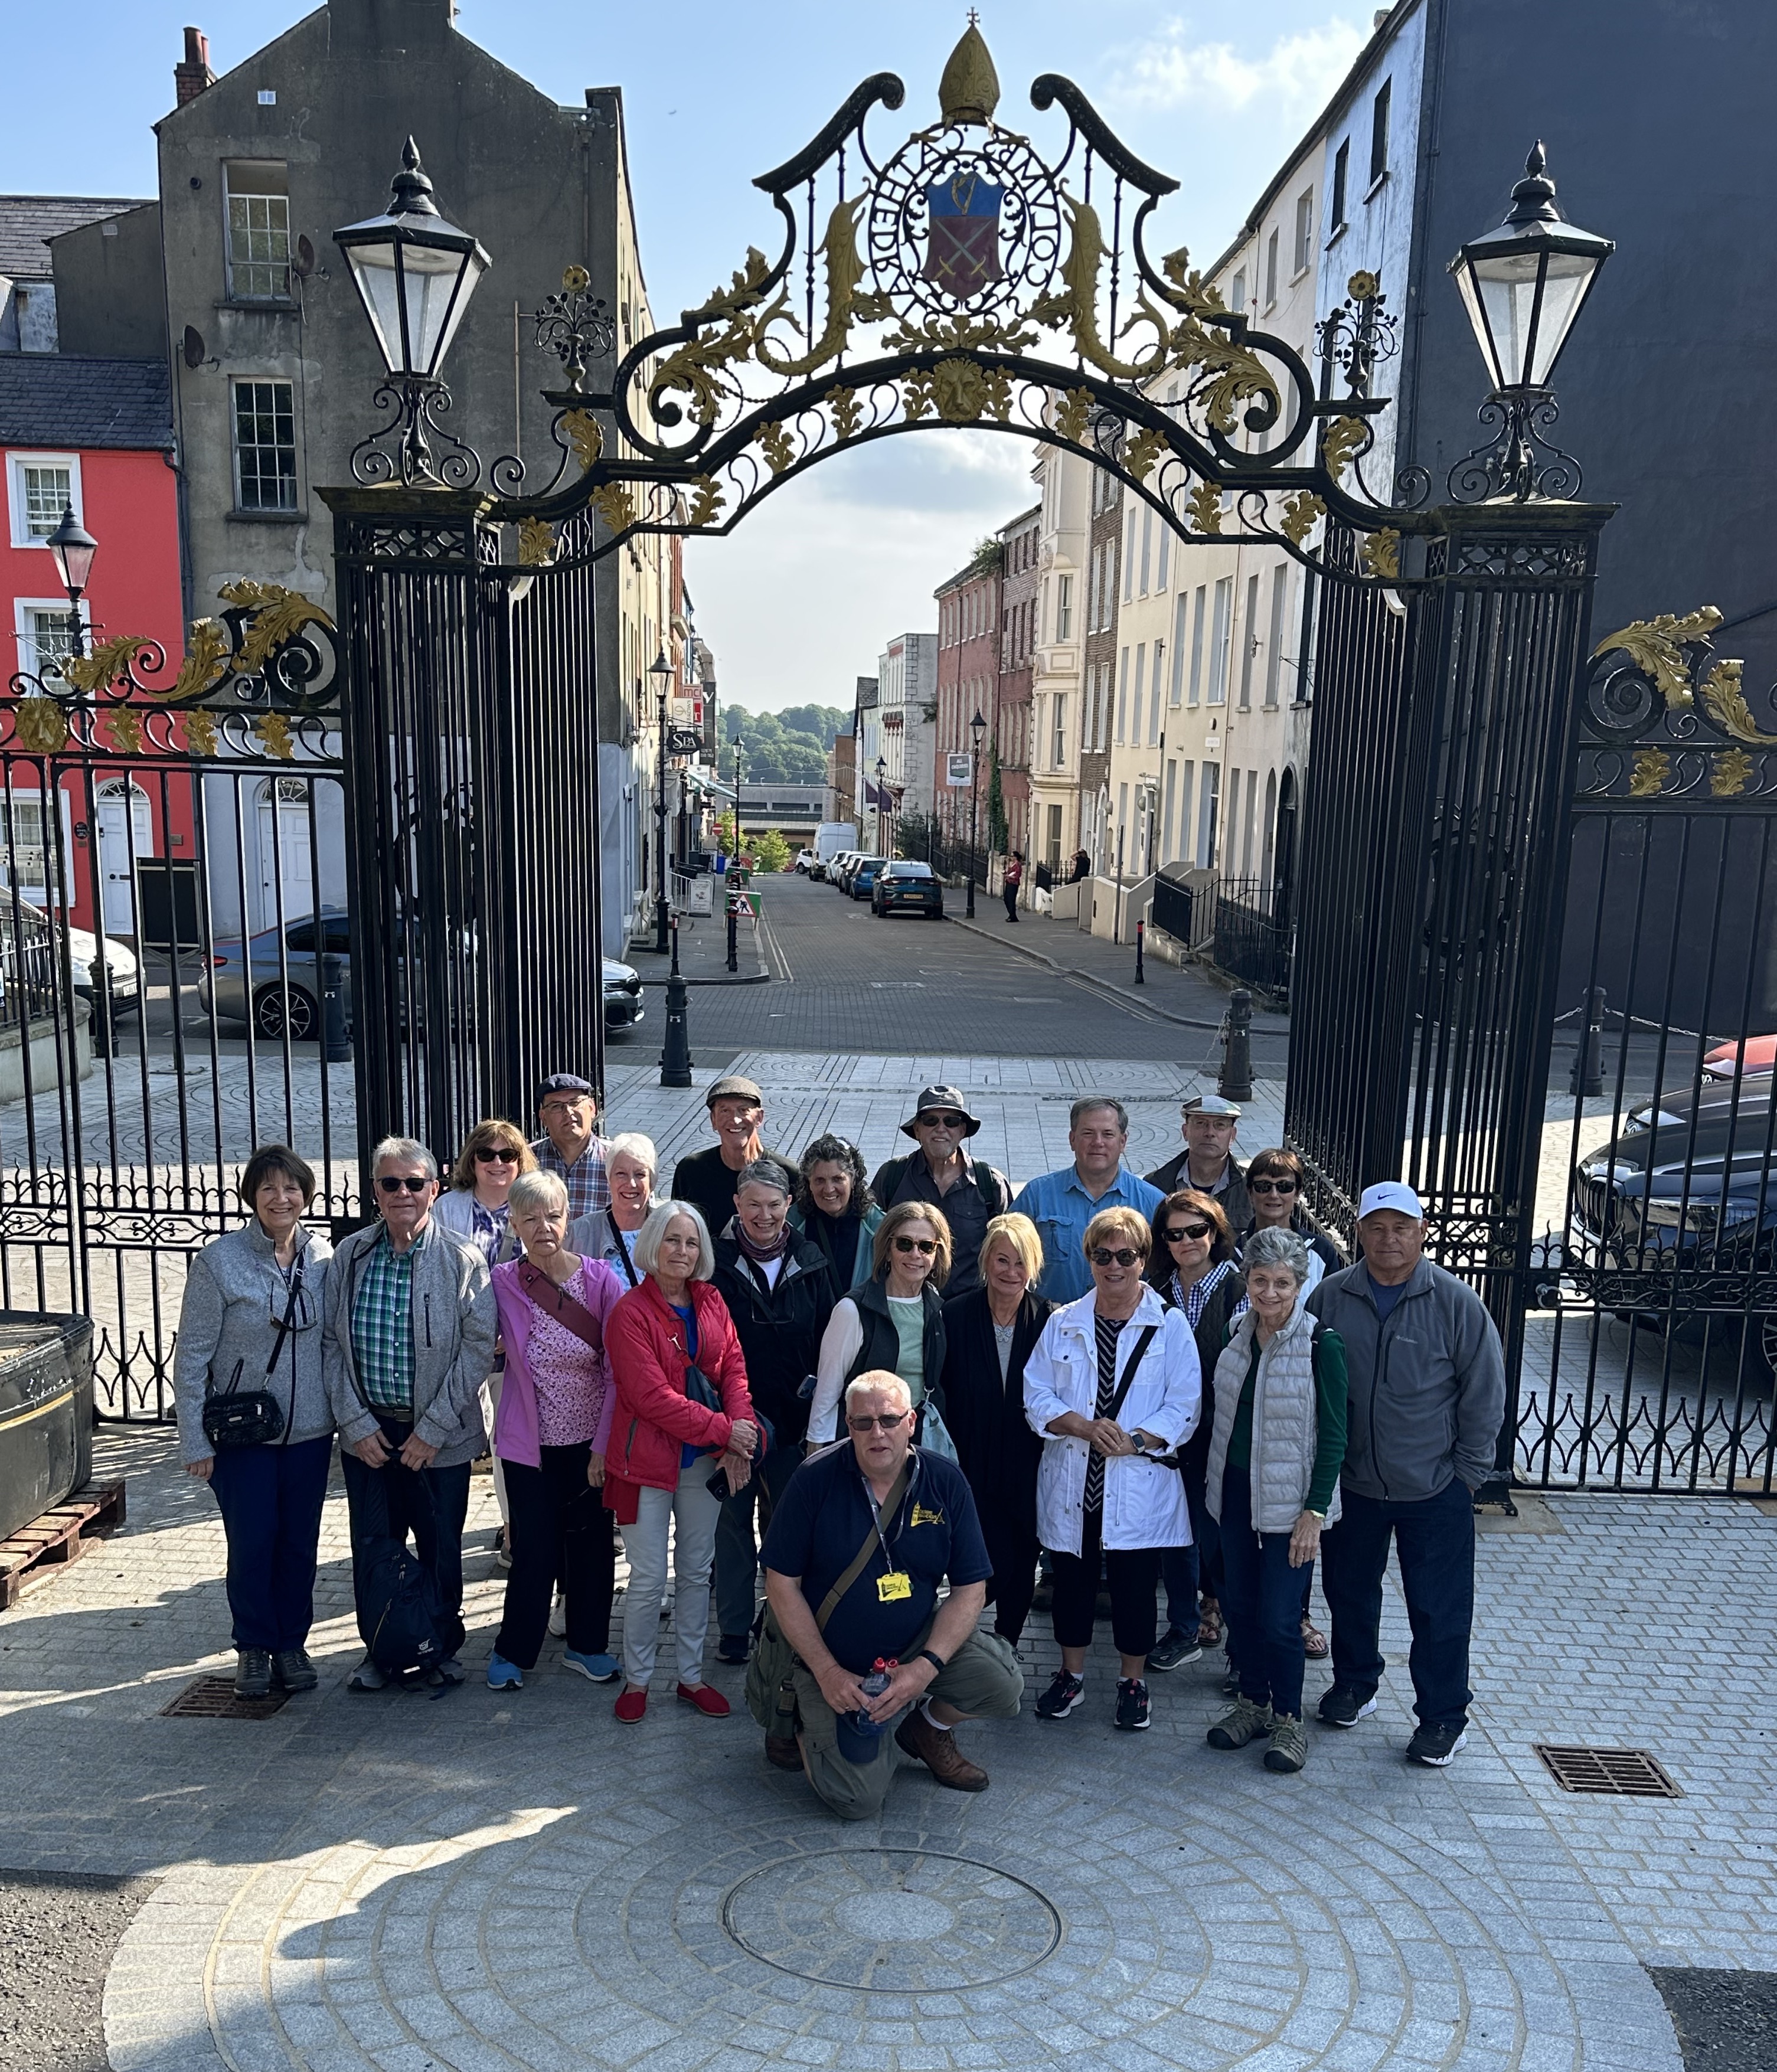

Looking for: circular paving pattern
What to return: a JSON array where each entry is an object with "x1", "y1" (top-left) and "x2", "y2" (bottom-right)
[{"x1": 721, "y1": 1847, "x2": 1064, "y2": 1989}]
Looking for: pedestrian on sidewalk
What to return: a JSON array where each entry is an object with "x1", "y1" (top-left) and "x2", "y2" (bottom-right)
[
  {"x1": 671, "y1": 1074, "x2": 779, "y2": 1239},
  {"x1": 1308, "y1": 1182, "x2": 1505, "y2": 1767},
  {"x1": 1069, "y1": 848, "x2": 1090, "y2": 884},
  {"x1": 1144, "y1": 1093, "x2": 1252, "y2": 1235},
  {"x1": 870, "y1": 1085, "x2": 1010, "y2": 1297},
  {"x1": 174, "y1": 1144, "x2": 334, "y2": 1701},
  {"x1": 1240, "y1": 1147, "x2": 1344, "y2": 1289},
  {"x1": 603, "y1": 1202, "x2": 758, "y2": 1723},
  {"x1": 530, "y1": 1073, "x2": 610, "y2": 1218},
  {"x1": 759, "y1": 1371, "x2": 1024, "y2": 1816},
  {"x1": 1144, "y1": 1189, "x2": 1242, "y2": 1674},
  {"x1": 1023, "y1": 1207, "x2": 1200, "y2": 1733},
  {"x1": 569, "y1": 1131, "x2": 659, "y2": 1292},
  {"x1": 1001, "y1": 849, "x2": 1024, "y2": 922},
  {"x1": 1203, "y1": 1228, "x2": 1348, "y2": 1776},
  {"x1": 325, "y1": 1137, "x2": 496, "y2": 1691},
  {"x1": 789, "y1": 1134, "x2": 882, "y2": 1293},
  {"x1": 807, "y1": 1203, "x2": 950, "y2": 1446},
  {"x1": 485, "y1": 1171, "x2": 625, "y2": 1692},
  {"x1": 711, "y1": 1158, "x2": 837, "y2": 1663},
  {"x1": 1012, "y1": 1097, "x2": 1164, "y2": 1305},
  {"x1": 939, "y1": 1213, "x2": 1052, "y2": 1645}
]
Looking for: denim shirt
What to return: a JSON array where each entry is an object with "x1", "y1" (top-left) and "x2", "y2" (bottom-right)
[{"x1": 1011, "y1": 1165, "x2": 1165, "y2": 1305}]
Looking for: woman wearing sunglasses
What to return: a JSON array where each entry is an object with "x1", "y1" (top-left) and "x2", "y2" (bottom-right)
[
  {"x1": 174, "y1": 1144, "x2": 332, "y2": 1701},
  {"x1": 1144, "y1": 1189, "x2": 1241, "y2": 1672},
  {"x1": 806, "y1": 1201, "x2": 950, "y2": 1447},
  {"x1": 1022, "y1": 1207, "x2": 1201, "y2": 1733},
  {"x1": 1242, "y1": 1149, "x2": 1345, "y2": 1290}
]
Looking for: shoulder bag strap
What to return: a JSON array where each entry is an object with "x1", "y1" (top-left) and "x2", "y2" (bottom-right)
[
  {"x1": 262, "y1": 1256, "x2": 306, "y2": 1379},
  {"x1": 608, "y1": 1209, "x2": 640, "y2": 1287},
  {"x1": 814, "y1": 1456, "x2": 912, "y2": 1632},
  {"x1": 1106, "y1": 1322, "x2": 1161, "y2": 1424},
  {"x1": 516, "y1": 1260, "x2": 605, "y2": 1354}
]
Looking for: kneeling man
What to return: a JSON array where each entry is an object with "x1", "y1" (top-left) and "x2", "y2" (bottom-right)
[{"x1": 761, "y1": 1370, "x2": 1024, "y2": 1820}]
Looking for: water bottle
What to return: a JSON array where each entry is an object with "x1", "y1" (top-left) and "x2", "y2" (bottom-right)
[{"x1": 852, "y1": 1657, "x2": 897, "y2": 1739}]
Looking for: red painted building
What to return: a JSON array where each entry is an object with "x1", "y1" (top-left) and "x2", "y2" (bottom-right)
[
  {"x1": 996, "y1": 503, "x2": 1040, "y2": 874},
  {"x1": 1, "y1": 352, "x2": 189, "y2": 936},
  {"x1": 933, "y1": 545, "x2": 1001, "y2": 858}
]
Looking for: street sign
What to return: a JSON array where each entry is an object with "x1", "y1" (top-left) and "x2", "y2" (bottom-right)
[
  {"x1": 945, "y1": 751, "x2": 972, "y2": 786},
  {"x1": 727, "y1": 890, "x2": 762, "y2": 918},
  {"x1": 668, "y1": 727, "x2": 702, "y2": 754}
]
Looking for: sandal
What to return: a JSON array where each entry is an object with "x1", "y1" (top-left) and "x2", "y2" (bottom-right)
[
  {"x1": 1195, "y1": 1601, "x2": 1223, "y2": 1649},
  {"x1": 1302, "y1": 1618, "x2": 1330, "y2": 1659}
]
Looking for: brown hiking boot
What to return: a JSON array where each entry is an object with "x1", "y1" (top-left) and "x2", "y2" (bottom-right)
[
  {"x1": 765, "y1": 1733, "x2": 802, "y2": 1771},
  {"x1": 894, "y1": 1708, "x2": 989, "y2": 1792}
]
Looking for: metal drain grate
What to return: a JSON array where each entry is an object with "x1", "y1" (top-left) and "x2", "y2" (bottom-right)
[
  {"x1": 159, "y1": 1675, "x2": 290, "y2": 1721},
  {"x1": 1533, "y1": 1743, "x2": 1680, "y2": 1797}
]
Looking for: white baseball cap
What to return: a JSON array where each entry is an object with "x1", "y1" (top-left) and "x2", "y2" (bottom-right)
[{"x1": 1358, "y1": 1181, "x2": 1425, "y2": 1220}]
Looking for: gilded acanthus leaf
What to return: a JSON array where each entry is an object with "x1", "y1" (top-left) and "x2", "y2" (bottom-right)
[
  {"x1": 825, "y1": 385, "x2": 863, "y2": 440},
  {"x1": 255, "y1": 713, "x2": 296, "y2": 761},
  {"x1": 1711, "y1": 749, "x2": 1755, "y2": 796},
  {"x1": 1322, "y1": 416, "x2": 1369, "y2": 479},
  {"x1": 517, "y1": 517, "x2": 556, "y2": 567},
  {"x1": 171, "y1": 618, "x2": 230, "y2": 702},
  {"x1": 1697, "y1": 657, "x2": 1777, "y2": 745},
  {"x1": 183, "y1": 708, "x2": 218, "y2": 758},
  {"x1": 218, "y1": 582, "x2": 334, "y2": 679},
  {"x1": 1360, "y1": 528, "x2": 1401, "y2": 580},
  {"x1": 1051, "y1": 388, "x2": 1093, "y2": 445},
  {"x1": 1159, "y1": 249, "x2": 1227, "y2": 321},
  {"x1": 1628, "y1": 750, "x2": 1670, "y2": 798},
  {"x1": 881, "y1": 308, "x2": 1038, "y2": 356},
  {"x1": 649, "y1": 246, "x2": 780, "y2": 429},
  {"x1": 59, "y1": 635, "x2": 142, "y2": 698},
  {"x1": 590, "y1": 483, "x2": 637, "y2": 535},
  {"x1": 562, "y1": 408, "x2": 603, "y2": 470},
  {"x1": 901, "y1": 371, "x2": 935, "y2": 423},
  {"x1": 754, "y1": 197, "x2": 888, "y2": 379},
  {"x1": 107, "y1": 707, "x2": 144, "y2": 756},
  {"x1": 978, "y1": 365, "x2": 1013, "y2": 422},
  {"x1": 756, "y1": 421, "x2": 796, "y2": 473},
  {"x1": 13, "y1": 697, "x2": 68, "y2": 754},
  {"x1": 1279, "y1": 492, "x2": 1325, "y2": 546},
  {"x1": 1170, "y1": 314, "x2": 1278, "y2": 434},
  {"x1": 687, "y1": 475, "x2": 724, "y2": 527},
  {"x1": 1186, "y1": 481, "x2": 1223, "y2": 535},
  {"x1": 1027, "y1": 194, "x2": 1170, "y2": 381},
  {"x1": 1592, "y1": 608, "x2": 1723, "y2": 711},
  {"x1": 1122, "y1": 426, "x2": 1167, "y2": 483}
]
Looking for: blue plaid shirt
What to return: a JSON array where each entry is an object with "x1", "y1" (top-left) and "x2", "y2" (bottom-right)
[
  {"x1": 351, "y1": 1227, "x2": 417, "y2": 1413},
  {"x1": 531, "y1": 1133, "x2": 611, "y2": 1217}
]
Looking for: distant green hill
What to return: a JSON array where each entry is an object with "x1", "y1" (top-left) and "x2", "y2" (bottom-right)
[{"x1": 720, "y1": 702, "x2": 849, "y2": 785}]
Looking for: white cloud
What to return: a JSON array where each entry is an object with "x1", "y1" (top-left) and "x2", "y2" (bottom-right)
[{"x1": 1107, "y1": 17, "x2": 1368, "y2": 119}]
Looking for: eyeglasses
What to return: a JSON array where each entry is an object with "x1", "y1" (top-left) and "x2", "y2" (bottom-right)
[
  {"x1": 377, "y1": 1174, "x2": 431, "y2": 1194},
  {"x1": 892, "y1": 1235, "x2": 938, "y2": 1255},
  {"x1": 919, "y1": 1113, "x2": 968, "y2": 1130},
  {"x1": 1090, "y1": 1246, "x2": 1144, "y2": 1267},
  {"x1": 847, "y1": 1411, "x2": 912, "y2": 1432},
  {"x1": 540, "y1": 1099, "x2": 592, "y2": 1118},
  {"x1": 474, "y1": 1146, "x2": 518, "y2": 1165},
  {"x1": 1162, "y1": 1223, "x2": 1213, "y2": 1243},
  {"x1": 1248, "y1": 1178, "x2": 1299, "y2": 1196}
]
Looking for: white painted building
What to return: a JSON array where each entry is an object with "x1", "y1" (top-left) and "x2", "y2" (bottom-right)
[{"x1": 874, "y1": 631, "x2": 938, "y2": 847}]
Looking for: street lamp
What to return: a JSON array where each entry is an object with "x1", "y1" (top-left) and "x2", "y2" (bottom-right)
[
  {"x1": 966, "y1": 707, "x2": 987, "y2": 920},
  {"x1": 649, "y1": 645, "x2": 674, "y2": 954},
  {"x1": 1446, "y1": 143, "x2": 1613, "y2": 500},
  {"x1": 45, "y1": 504, "x2": 97, "y2": 660},
  {"x1": 334, "y1": 138, "x2": 490, "y2": 487},
  {"x1": 876, "y1": 754, "x2": 889, "y2": 858}
]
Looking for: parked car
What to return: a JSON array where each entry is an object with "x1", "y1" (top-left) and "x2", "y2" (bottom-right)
[
  {"x1": 793, "y1": 848, "x2": 817, "y2": 874},
  {"x1": 808, "y1": 855, "x2": 829, "y2": 882},
  {"x1": 848, "y1": 856, "x2": 890, "y2": 901},
  {"x1": 872, "y1": 859, "x2": 944, "y2": 919},
  {"x1": 199, "y1": 908, "x2": 645, "y2": 1041},
  {"x1": 0, "y1": 898, "x2": 139, "y2": 1038},
  {"x1": 829, "y1": 851, "x2": 860, "y2": 890}
]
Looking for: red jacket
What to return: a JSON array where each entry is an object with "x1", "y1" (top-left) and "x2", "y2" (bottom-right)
[{"x1": 606, "y1": 1277, "x2": 754, "y2": 1495}]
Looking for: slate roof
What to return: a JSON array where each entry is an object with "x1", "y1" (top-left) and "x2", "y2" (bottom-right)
[
  {"x1": 0, "y1": 197, "x2": 143, "y2": 280},
  {"x1": 0, "y1": 354, "x2": 173, "y2": 451}
]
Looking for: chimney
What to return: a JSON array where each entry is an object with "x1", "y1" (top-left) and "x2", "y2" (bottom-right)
[{"x1": 175, "y1": 27, "x2": 215, "y2": 106}]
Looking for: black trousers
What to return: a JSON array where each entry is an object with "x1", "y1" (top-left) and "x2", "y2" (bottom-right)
[
  {"x1": 495, "y1": 1443, "x2": 618, "y2": 1669},
  {"x1": 340, "y1": 1415, "x2": 471, "y2": 1660},
  {"x1": 1002, "y1": 881, "x2": 1020, "y2": 920},
  {"x1": 981, "y1": 1517, "x2": 1040, "y2": 1645},
  {"x1": 1048, "y1": 1508, "x2": 1161, "y2": 1660}
]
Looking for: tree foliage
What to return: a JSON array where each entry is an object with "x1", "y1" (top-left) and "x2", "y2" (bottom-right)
[
  {"x1": 749, "y1": 828, "x2": 793, "y2": 873},
  {"x1": 720, "y1": 702, "x2": 850, "y2": 786}
]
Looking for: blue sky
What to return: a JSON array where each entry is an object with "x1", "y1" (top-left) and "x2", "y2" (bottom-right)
[{"x1": 4, "y1": 1, "x2": 1372, "y2": 713}]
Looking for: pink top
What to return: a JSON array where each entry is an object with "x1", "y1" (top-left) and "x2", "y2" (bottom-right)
[{"x1": 490, "y1": 1254, "x2": 625, "y2": 1468}]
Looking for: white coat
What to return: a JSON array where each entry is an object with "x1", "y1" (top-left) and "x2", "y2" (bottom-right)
[{"x1": 1022, "y1": 1285, "x2": 1201, "y2": 1555}]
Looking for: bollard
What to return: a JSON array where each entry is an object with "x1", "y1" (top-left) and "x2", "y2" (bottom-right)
[
  {"x1": 1569, "y1": 985, "x2": 1606, "y2": 1097},
  {"x1": 726, "y1": 901, "x2": 739, "y2": 974},
  {"x1": 660, "y1": 918, "x2": 692, "y2": 1086},
  {"x1": 1135, "y1": 919, "x2": 1145, "y2": 986},
  {"x1": 1219, "y1": 988, "x2": 1255, "y2": 1102},
  {"x1": 319, "y1": 953, "x2": 352, "y2": 1063}
]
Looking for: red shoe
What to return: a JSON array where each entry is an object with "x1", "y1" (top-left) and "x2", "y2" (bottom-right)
[
  {"x1": 613, "y1": 1685, "x2": 648, "y2": 1724},
  {"x1": 676, "y1": 1681, "x2": 731, "y2": 1717}
]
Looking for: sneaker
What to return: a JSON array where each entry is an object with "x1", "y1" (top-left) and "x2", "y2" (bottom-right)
[
  {"x1": 676, "y1": 1680, "x2": 731, "y2": 1717},
  {"x1": 1034, "y1": 1668, "x2": 1085, "y2": 1720},
  {"x1": 1207, "y1": 1694, "x2": 1275, "y2": 1749},
  {"x1": 614, "y1": 1685, "x2": 648, "y2": 1723},
  {"x1": 562, "y1": 1649, "x2": 620, "y2": 1683},
  {"x1": 1318, "y1": 1684, "x2": 1379, "y2": 1729},
  {"x1": 234, "y1": 1648, "x2": 272, "y2": 1700},
  {"x1": 1264, "y1": 1714, "x2": 1308, "y2": 1772},
  {"x1": 271, "y1": 1648, "x2": 318, "y2": 1692},
  {"x1": 716, "y1": 1632, "x2": 751, "y2": 1666},
  {"x1": 1146, "y1": 1627, "x2": 1202, "y2": 1673},
  {"x1": 548, "y1": 1592, "x2": 567, "y2": 1638},
  {"x1": 486, "y1": 1652, "x2": 524, "y2": 1690},
  {"x1": 1114, "y1": 1677, "x2": 1151, "y2": 1731},
  {"x1": 346, "y1": 1653, "x2": 387, "y2": 1692},
  {"x1": 1406, "y1": 1721, "x2": 1469, "y2": 1767}
]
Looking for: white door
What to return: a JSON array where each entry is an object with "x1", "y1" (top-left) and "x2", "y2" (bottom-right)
[
  {"x1": 96, "y1": 782, "x2": 152, "y2": 933},
  {"x1": 257, "y1": 780, "x2": 314, "y2": 924}
]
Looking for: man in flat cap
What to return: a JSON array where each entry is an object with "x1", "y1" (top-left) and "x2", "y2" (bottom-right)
[
  {"x1": 530, "y1": 1074, "x2": 609, "y2": 1218},
  {"x1": 672, "y1": 1074, "x2": 778, "y2": 1239},
  {"x1": 871, "y1": 1084, "x2": 1011, "y2": 1296},
  {"x1": 1144, "y1": 1093, "x2": 1250, "y2": 1236}
]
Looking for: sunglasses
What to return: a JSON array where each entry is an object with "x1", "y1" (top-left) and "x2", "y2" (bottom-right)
[
  {"x1": 847, "y1": 1411, "x2": 911, "y2": 1432},
  {"x1": 376, "y1": 1175, "x2": 430, "y2": 1194},
  {"x1": 474, "y1": 1146, "x2": 518, "y2": 1164},
  {"x1": 893, "y1": 1235, "x2": 938, "y2": 1255},
  {"x1": 1248, "y1": 1178, "x2": 1299, "y2": 1196},
  {"x1": 1090, "y1": 1246, "x2": 1144, "y2": 1267},
  {"x1": 1162, "y1": 1223, "x2": 1213, "y2": 1243},
  {"x1": 919, "y1": 1113, "x2": 968, "y2": 1130}
]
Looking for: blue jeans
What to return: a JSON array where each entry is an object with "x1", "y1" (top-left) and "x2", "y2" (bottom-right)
[
  {"x1": 1160, "y1": 1465, "x2": 1220, "y2": 1633},
  {"x1": 1217, "y1": 1465, "x2": 1310, "y2": 1719},
  {"x1": 1318, "y1": 1479, "x2": 1476, "y2": 1730},
  {"x1": 340, "y1": 1416, "x2": 472, "y2": 1661},
  {"x1": 208, "y1": 1434, "x2": 333, "y2": 1653},
  {"x1": 713, "y1": 1443, "x2": 802, "y2": 1638}
]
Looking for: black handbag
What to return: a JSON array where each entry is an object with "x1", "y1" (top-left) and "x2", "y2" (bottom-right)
[{"x1": 201, "y1": 1259, "x2": 303, "y2": 1450}]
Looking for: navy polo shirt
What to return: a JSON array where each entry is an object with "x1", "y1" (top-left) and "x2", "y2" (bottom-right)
[{"x1": 761, "y1": 1443, "x2": 992, "y2": 1676}]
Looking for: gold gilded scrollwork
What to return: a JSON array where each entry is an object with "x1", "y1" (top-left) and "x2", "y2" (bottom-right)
[
  {"x1": 255, "y1": 714, "x2": 296, "y2": 761},
  {"x1": 107, "y1": 708, "x2": 144, "y2": 756},
  {"x1": 1186, "y1": 481, "x2": 1222, "y2": 535},
  {"x1": 590, "y1": 483, "x2": 637, "y2": 535},
  {"x1": 1279, "y1": 492, "x2": 1325, "y2": 546},
  {"x1": 1711, "y1": 750, "x2": 1755, "y2": 796},
  {"x1": 1028, "y1": 195, "x2": 1172, "y2": 383},
  {"x1": 14, "y1": 697, "x2": 68, "y2": 754},
  {"x1": 687, "y1": 476, "x2": 724, "y2": 527},
  {"x1": 825, "y1": 385, "x2": 863, "y2": 440},
  {"x1": 1628, "y1": 750, "x2": 1670, "y2": 797},
  {"x1": 218, "y1": 582, "x2": 334, "y2": 679},
  {"x1": 1698, "y1": 658, "x2": 1777, "y2": 746},
  {"x1": 1592, "y1": 608, "x2": 1723, "y2": 711},
  {"x1": 58, "y1": 635, "x2": 143, "y2": 698},
  {"x1": 172, "y1": 619, "x2": 230, "y2": 701},
  {"x1": 1153, "y1": 246, "x2": 1279, "y2": 433},
  {"x1": 1051, "y1": 388, "x2": 1093, "y2": 446},
  {"x1": 756, "y1": 421, "x2": 796, "y2": 474},
  {"x1": 754, "y1": 197, "x2": 890, "y2": 381},
  {"x1": 563, "y1": 408, "x2": 603, "y2": 470},
  {"x1": 1361, "y1": 528, "x2": 1402, "y2": 580},
  {"x1": 517, "y1": 518, "x2": 556, "y2": 567},
  {"x1": 1322, "y1": 416, "x2": 1368, "y2": 479},
  {"x1": 649, "y1": 248, "x2": 779, "y2": 430},
  {"x1": 1121, "y1": 427, "x2": 1166, "y2": 483},
  {"x1": 184, "y1": 710, "x2": 219, "y2": 758},
  {"x1": 1159, "y1": 250, "x2": 1227, "y2": 321}
]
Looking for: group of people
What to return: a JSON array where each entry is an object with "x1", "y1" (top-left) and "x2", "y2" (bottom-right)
[{"x1": 174, "y1": 1069, "x2": 1505, "y2": 1821}]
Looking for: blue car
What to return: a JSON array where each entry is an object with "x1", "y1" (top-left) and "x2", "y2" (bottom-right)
[{"x1": 848, "y1": 857, "x2": 889, "y2": 900}]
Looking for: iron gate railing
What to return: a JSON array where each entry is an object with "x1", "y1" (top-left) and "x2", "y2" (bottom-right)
[{"x1": 1212, "y1": 876, "x2": 1291, "y2": 998}]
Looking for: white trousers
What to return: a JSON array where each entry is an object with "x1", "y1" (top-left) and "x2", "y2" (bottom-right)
[{"x1": 620, "y1": 1460, "x2": 720, "y2": 1688}]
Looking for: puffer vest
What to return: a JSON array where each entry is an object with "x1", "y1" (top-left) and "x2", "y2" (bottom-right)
[{"x1": 1205, "y1": 1298, "x2": 1342, "y2": 1533}]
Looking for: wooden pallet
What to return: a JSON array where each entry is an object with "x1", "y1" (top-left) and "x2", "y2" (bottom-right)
[{"x1": 0, "y1": 1480, "x2": 126, "y2": 1610}]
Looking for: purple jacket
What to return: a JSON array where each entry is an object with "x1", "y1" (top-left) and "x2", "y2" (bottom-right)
[{"x1": 491, "y1": 1256, "x2": 625, "y2": 1468}]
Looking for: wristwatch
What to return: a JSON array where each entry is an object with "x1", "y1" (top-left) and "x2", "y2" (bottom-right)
[{"x1": 915, "y1": 1648, "x2": 946, "y2": 1675}]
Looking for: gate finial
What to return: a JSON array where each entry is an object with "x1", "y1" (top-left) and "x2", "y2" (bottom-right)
[{"x1": 939, "y1": 19, "x2": 999, "y2": 127}]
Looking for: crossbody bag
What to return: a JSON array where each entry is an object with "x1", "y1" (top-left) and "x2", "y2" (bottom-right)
[
  {"x1": 516, "y1": 1260, "x2": 606, "y2": 1354},
  {"x1": 201, "y1": 1257, "x2": 305, "y2": 1450}
]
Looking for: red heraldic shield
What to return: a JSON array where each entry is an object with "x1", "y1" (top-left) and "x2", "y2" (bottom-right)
[{"x1": 923, "y1": 173, "x2": 1004, "y2": 300}]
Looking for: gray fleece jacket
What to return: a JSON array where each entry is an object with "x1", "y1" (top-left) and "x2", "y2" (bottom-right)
[
  {"x1": 322, "y1": 1218, "x2": 496, "y2": 1467},
  {"x1": 173, "y1": 1220, "x2": 334, "y2": 1465},
  {"x1": 1306, "y1": 1257, "x2": 1504, "y2": 1502}
]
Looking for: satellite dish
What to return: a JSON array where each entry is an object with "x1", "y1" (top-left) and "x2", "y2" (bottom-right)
[
  {"x1": 182, "y1": 325, "x2": 206, "y2": 370},
  {"x1": 292, "y1": 234, "x2": 315, "y2": 279}
]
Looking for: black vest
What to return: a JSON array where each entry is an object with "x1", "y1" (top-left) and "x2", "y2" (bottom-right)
[{"x1": 845, "y1": 1276, "x2": 948, "y2": 1416}]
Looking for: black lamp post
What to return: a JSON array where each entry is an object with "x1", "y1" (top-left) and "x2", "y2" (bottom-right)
[
  {"x1": 45, "y1": 504, "x2": 97, "y2": 661},
  {"x1": 966, "y1": 707, "x2": 987, "y2": 920},
  {"x1": 876, "y1": 754, "x2": 889, "y2": 858},
  {"x1": 732, "y1": 733, "x2": 744, "y2": 860},
  {"x1": 649, "y1": 645, "x2": 673, "y2": 954},
  {"x1": 1446, "y1": 143, "x2": 1613, "y2": 501}
]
